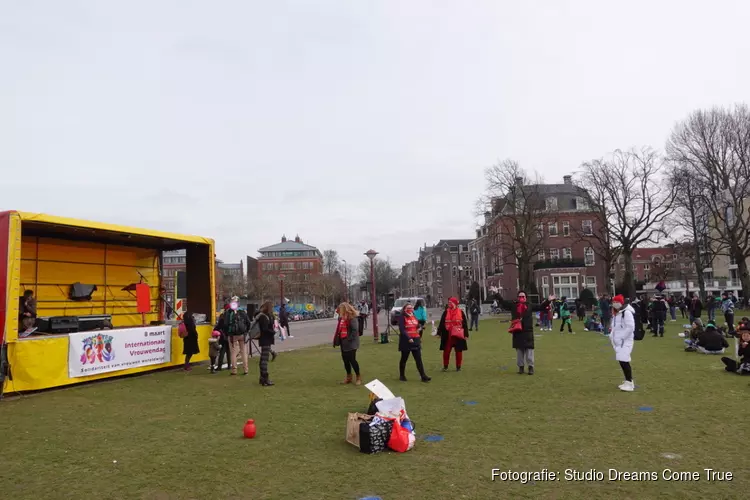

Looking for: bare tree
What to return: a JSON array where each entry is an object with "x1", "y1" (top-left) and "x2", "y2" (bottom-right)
[
  {"x1": 572, "y1": 170, "x2": 621, "y2": 296},
  {"x1": 476, "y1": 159, "x2": 546, "y2": 293},
  {"x1": 357, "y1": 257, "x2": 399, "y2": 298},
  {"x1": 666, "y1": 163, "x2": 723, "y2": 300},
  {"x1": 578, "y1": 148, "x2": 677, "y2": 298},
  {"x1": 666, "y1": 105, "x2": 750, "y2": 298},
  {"x1": 322, "y1": 249, "x2": 341, "y2": 275},
  {"x1": 312, "y1": 274, "x2": 342, "y2": 308},
  {"x1": 248, "y1": 275, "x2": 279, "y2": 301}
]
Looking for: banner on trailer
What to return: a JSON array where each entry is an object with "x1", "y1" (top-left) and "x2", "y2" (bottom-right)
[{"x1": 68, "y1": 325, "x2": 172, "y2": 378}]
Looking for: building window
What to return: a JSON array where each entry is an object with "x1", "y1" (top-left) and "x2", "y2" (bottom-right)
[
  {"x1": 644, "y1": 264, "x2": 650, "y2": 271},
  {"x1": 584, "y1": 247, "x2": 595, "y2": 266},
  {"x1": 548, "y1": 222, "x2": 558, "y2": 237},
  {"x1": 562, "y1": 221, "x2": 570, "y2": 237},
  {"x1": 553, "y1": 276, "x2": 560, "y2": 285},
  {"x1": 546, "y1": 197, "x2": 558, "y2": 211},
  {"x1": 452, "y1": 267, "x2": 457, "y2": 277},
  {"x1": 538, "y1": 250, "x2": 545, "y2": 262},
  {"x1": 452, "y1": 254, "x2": 457, "y2": 264},
  {"x1": 436, "y1": 256, "x2": 441, "y2": 264},
  {"x1": 563, "y1": 248, "x2": 572, "y2": 260},
  {"x1": 586, "y1": 276, "x2": 596, "y2": 286},
  {"x1": 550, "y1": 248, "x2": 560, "y2": 260},
  {"x1": 542, "y1": 276, "x2": 549, "y2": 285},
  {"x1": 536, "y1": 223, "x2": 544, "y2": 238},
  {"x1": 437, "y1": 267, "x2": 442, "y2": 277},
  {"x1": 730, "y1": 254, "x2": 737, "y2": 265},
  {"x1": 575, "y1": 197, "x2": 589, "y2": 210},
  {"x1": 582, "y1": 220, "x2": 593, "y2": 236}
]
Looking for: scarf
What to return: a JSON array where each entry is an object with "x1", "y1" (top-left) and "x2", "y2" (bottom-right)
[
  {"x1": 516, "y1": 302, "x2": 528, "y2": 317},
  {"x1": 446, "y1": 305, "x2": 462, "y2": 326}
]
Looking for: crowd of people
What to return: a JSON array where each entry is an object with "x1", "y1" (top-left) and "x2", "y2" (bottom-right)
[{"x1": 178, "y1": 289, "x2": 750, "y2": 391}]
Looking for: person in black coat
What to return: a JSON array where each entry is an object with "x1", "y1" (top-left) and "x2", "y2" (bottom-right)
[
  {"x1": 652, "y1": 296, "x2": 668, "y2": 337},
  {"x1": 497, "y1": 292, "x2": 552, "y2": 375},
  {"x1": 689, "y1": 294, "x2": 703, "y2": 323},
  {"x1": 256, "y1": 301, "x2": 277, "y2": 386},
  {"x1": 437, "y1": 297, "x2": 469, "y2": 371},
  {"x1": 279, "y1": 303, "x2": 292, "y2": 338},
  {"x1": 181, "y1": 310, "x2": 200, "y2": 371}
]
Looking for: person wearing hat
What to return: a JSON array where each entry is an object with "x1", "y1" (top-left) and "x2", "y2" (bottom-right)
[
  {"x1": 610, "y1": 294, "x2": 636, "y2": 391},
  {"x1": 693, "y1": 320, "x2": 729, "y2": 354},
  {"x1": 496, "y1": 291, "x2": 553, "y2": 375},
  {"x1": 437, "y1": 297, "x2": 469, "y2": 372}
]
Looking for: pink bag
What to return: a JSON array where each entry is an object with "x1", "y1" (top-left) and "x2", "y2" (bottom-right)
[{"x1": 177, "y1": 323, "x2": 188, "y2": 338}]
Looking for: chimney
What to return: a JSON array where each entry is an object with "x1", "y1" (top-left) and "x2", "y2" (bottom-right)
[
  {"x1": 281, "y1": 235, "x2": 287, "y2": 242},
  {"x1": 484, "y1": 211, "x2": 491, "y2": 224},
  {"x1": 563, "y1": 175, "x2": 572, "y2": 185}
]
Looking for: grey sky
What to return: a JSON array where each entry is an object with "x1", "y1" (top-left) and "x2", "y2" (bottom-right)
[{"x1": 2, "y1": 1, "x2": 748, "y2": 273}]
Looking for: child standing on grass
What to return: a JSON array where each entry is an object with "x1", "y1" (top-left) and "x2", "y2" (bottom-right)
[
  {"x1": 208, "y1": 330, "x2": 221, "y2": 373},
  {"x1": 559, "y1": 303, "x2": 573, "y2": 334}
]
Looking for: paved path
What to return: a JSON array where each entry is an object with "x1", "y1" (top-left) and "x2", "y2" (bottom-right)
[{"x1": 272, "y1": 308, "x2": 447, "y2": 352}]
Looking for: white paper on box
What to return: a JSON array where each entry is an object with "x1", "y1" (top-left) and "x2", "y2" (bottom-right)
[
  {"x1": 375, "y1": 397, "x2": 405, "y2": 419},
  {"x1": 364, "y1": 379, "x2": 396, "y2": 400}
]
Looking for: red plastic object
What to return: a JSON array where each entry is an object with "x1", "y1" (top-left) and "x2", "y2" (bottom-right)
[{"x1": 243, "y1": 419, "x2": 257, "y2": 439}]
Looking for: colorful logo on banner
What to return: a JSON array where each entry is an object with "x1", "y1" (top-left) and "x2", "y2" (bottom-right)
[{"x1": 79, "y1": 334, "x2": 115, "y2": 365}]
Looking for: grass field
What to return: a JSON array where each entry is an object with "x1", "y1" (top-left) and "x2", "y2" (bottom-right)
[{"x1": 0, "y1": 319, "x2": 748, "y2": 500}]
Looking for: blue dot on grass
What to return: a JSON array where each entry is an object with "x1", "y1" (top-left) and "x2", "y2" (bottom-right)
[
  {"x1": 639, "y1": 406, "x2": 653, "y2": 412},
  {"x1": 424, "y1": 434, "x2": 444, "y2": 442},
  {"x1": 359, "y1": 497, "x2": 382, "y2": 500},
  {"x1": 465, "y1": 400, "x2": 478, "y2": 406}
]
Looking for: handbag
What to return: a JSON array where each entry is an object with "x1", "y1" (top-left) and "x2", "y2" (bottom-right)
[
  {"x1": 508, "y1": 319, "x2": 523, "y2": 333},
  {"x1": 177, "y1": 323, "x2": 188, "y2": 338},
  {"x1": 450, "y1": 325, "x2": 465, "y2": 339},
  {"x1": 387, "y1": 419, "x2": 412, "y2": 453}
]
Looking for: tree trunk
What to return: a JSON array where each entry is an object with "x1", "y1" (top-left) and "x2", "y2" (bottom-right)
[
  {"x1": 736, "y1": 252, "x2": 750, "y2": 300},
  {"x1": 622, "y1": 250, "x2": 636, "y2": 299}
]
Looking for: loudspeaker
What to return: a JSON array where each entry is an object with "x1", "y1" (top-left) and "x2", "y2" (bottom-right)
[{"x1": 69, "y1": 283, "x2": 97, "y2": 301}]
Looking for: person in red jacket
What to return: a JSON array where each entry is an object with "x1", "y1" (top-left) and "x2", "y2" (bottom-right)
[
  {"x1": 437, "y1": 297, "x2": 469, "y2": 371},
  {"x1": 398, "y1": 304, "x2": 431, "y2": 382}
]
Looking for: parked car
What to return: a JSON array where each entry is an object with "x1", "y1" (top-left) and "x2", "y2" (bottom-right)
[{"x1": 390, "y1": 297, "x2": 424, "y2": 325}]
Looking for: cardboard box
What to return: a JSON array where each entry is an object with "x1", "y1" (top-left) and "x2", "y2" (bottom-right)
[{"x1": 345, "y1": 412, "x2": 373, "y2": 448}]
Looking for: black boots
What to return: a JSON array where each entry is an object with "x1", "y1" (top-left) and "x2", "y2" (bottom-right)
[
  {"x1": 528, "y1": 366, "x2": 534, "y2": 375},
  {"x1": 518, "y1": 366, "x2": 525, "y2": 374},
  {"x1": 259, "y1": 377, "x2": 274, "y2": 386}
]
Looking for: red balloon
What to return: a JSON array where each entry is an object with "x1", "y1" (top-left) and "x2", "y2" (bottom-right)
[{"x1": 243, "y1": 419, "x2": 257, "y2": 439}]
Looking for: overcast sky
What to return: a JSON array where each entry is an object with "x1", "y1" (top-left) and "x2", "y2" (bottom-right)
[{"x1": 2, "y1": 1, "x2": 748, "y2": 274}]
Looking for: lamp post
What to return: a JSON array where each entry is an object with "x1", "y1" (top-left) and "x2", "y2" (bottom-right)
[
  {"x1": 278, "y1": 274, "x2": 285, "y2": 308},
  {"x1": 364, "y1": 249, "x2": 379, "y2": 342},
  {"x1": 342, "y1": 259, "x2": 348, "y2": 302}
]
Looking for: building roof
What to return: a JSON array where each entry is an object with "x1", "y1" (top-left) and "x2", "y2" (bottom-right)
[
  {"x1": 258, "y1": 240, "x2": 320, "y2": 252},
  {"x1": 436, "y1": 239, "x2": 472, "y2": 247}
]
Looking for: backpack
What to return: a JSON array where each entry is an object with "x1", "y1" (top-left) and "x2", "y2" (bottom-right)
[
  {"x1": 247, "y1": 313, "x2": 264, "y2": 340},
  {"x1": 633, "y1": 314, "x2": 645, "y2": 341}
]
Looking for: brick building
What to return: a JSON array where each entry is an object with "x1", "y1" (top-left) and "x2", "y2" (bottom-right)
[
  {"x1": 255, "y1": 235, "x2": 323, "y2": 304},
  {"x1": 413, "y1": 239, "x2": 473, "y2": 306},
  {"x1": 216, "y1": 260, "x2": 244, "y2": 303},
  {"x1": 471, "y1": 175, "x2": 609, "y2": 301},
  {"x1": 161, "y1": 249, "x2": 186, "y2": 305}
]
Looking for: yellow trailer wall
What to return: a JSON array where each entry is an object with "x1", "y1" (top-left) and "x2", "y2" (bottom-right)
[{"x1": 19, "y1": 236, "x2": 161, "y2": 328}]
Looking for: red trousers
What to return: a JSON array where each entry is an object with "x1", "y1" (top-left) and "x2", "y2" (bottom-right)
[{"x1": 443, "y1": 335, "x2": 463, "y2": 368}]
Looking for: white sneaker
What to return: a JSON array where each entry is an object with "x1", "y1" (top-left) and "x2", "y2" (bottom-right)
[
  {"x1": 619, "y1": 381, "x2": 635, "y2": 392},
  {"x1": 584, "y1": 328, "x2": 589, "y2": 331}
]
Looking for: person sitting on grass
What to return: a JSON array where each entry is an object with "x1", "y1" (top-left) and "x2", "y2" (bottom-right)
[
  {"x1": 686, "y1": 321, "x2": 729, "y2": 354},
  {"x1": 584, "y1": 313, "x2": 603, "y2": 333},
  {"x1": 721, "y1": 328, "x2": 750, "y2": 375},
  {"x1": 683, "y1": 318, "x2": 704, "y2": 350}
]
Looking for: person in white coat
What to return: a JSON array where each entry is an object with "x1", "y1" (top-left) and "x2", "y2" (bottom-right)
[{"x1": 610, "y1": 294, "x2": 636, "y2": 392}]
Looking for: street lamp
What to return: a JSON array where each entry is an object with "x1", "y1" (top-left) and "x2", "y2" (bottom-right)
[
  {"x1": 342, "y1": 259, "x2": 348, "y2": 302},
  {"x1": 364, "y1": 249, "x2": 379, "y2": 342},
  {"x1": 278, "y1": 274, "x2": 285, "y2": 307}
]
